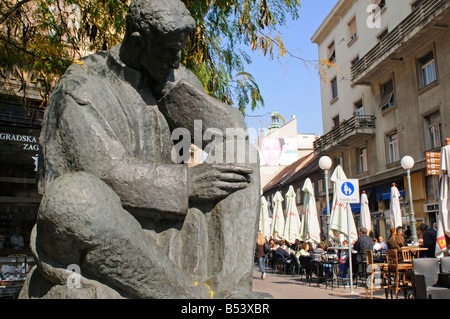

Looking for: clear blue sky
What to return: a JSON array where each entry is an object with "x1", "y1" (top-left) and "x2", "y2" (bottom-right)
[{"x1": 243, "y1": 0, "x2": 338, "y2": 137}]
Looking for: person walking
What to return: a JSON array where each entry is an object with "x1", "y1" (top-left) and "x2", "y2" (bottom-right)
[
  {"x1": 256, "y1": 231, "x2": 268, "y2": 279},
  {"x1": 423, "y1": 222, "x2": 438, "y2": 258}
]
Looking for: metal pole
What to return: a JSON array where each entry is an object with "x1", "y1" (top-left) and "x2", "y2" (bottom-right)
[
  {"x1": 406, "y1": 168, "x2": 418, "y2": 244},
  {"x1": 324, "y1": 169, "x2": 331, "y2": 245},
  {"x1": 347, "y1": 203, "x2": 353, "y2": 294}
]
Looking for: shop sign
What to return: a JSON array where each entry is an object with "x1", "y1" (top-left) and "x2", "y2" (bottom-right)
[
  {"x1": 426, "y1": 152, "x2": 441, "y2": 176},
  {"x1": 423, "y1": 203, "x2": 439, "y2": 213},
  {"x1": 0, "y1": 128, "x2": 40, "y2": 177}
]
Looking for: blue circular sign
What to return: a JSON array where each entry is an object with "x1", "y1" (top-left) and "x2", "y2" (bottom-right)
[{"x1": 341, "y1": 182, "x2": 355, "y2": 196}]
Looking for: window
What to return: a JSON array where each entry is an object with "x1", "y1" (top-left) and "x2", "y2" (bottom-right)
[
  {"x1": 377, "y1": 28, "x2": 389, "y2": 42},
  {"x1": 332, "y1": 115, "x2": 340, "y2": 128},
  {"x1": 351, "y1": 56, "x2": 360, "y2": 68},
  {"x1": 318, "y1": 179, "x2": 324, "y2": 193},
  {"x1": 328, "y1": 41, "x2": 336, "y2": 63},
  {"x1": 371, "y1": 0, "x2": 386, "y2": 13},
  {"x1": 296, "y1": 188, "x2": 302, "y2": 204},
  {"x1": 335, "y1": 156, "x2": 343, "y2": 167},
  {"x1": 348, "y1": 17, "x2": 357, "y2": 43},
  {"x1": 354, "y1": 99, "x2": 364, "y2": 116},
  {"x1": 419, "y1": 51, "x2": 437, "y2": 88},
  {"x1": 412, "y1": 0, "x2": 425, "y2": 11},
  {"x1": 331, "y1": 77, "x2": 338, "y2": 99},
  {"x1": 358, "y1": 146, "x2": 368, "y2": 173},
  {"x1": 425, "y1": 112, "x2": 442, "y2": 150},
  {"x1": 386, "y1": 131, "x2": 400, "y2": 164},
  {"x1": 379, "y1": 79, "x2": 395, "y2": 111}
]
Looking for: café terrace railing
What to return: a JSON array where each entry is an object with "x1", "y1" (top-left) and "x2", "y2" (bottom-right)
[
  {"x1": 314, "y1": 115, "x2": 376, "y2": 153},
  {"x1": 351, "y1": 0, "x2": 447, "y2": 82}
]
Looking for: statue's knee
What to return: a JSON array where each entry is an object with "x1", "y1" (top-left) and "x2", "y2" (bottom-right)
[{"x1": 36, "y1": 172, "x2": 122, "y2": 264}]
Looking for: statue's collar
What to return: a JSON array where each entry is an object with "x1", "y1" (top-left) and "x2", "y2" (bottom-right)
[{"x1": 106, "y1": 45, "x2": 142, "y2": 88}]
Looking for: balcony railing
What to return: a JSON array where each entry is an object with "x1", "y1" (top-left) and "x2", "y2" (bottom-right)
[
  {"x1": 351, "y1": 0, "x2": 447, "y2": 82},
  {"x1": 314, "y1": 115, "x2": 376, "y2": 153}
]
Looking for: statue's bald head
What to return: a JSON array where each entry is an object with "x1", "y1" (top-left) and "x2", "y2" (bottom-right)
[{"x1": 125, "y1": 0, "x2": 196, "y2": 37}]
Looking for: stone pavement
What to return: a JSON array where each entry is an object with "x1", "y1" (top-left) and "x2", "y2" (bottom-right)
[{"x1": 251, "y1": 268, "x2": 388, "y2": 299}]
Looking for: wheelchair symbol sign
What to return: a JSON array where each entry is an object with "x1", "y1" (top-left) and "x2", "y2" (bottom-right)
[{"x1": 336, "y1": 179, "x2": 359, "y2": 203}]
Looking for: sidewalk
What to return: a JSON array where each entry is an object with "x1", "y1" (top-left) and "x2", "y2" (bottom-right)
[{"x1": 251, "y1": 268, "x2": 387, "y2": 299}]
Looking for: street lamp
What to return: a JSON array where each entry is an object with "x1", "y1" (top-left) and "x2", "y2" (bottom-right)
[
  {"x1": 401, "y1": 155, "x2": 418, "y2": 244},
  {"x1": 319, "y1": 156, "x2": 332, "y2": 244}
]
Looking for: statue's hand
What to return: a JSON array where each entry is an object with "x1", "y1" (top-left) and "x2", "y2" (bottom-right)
[{"x1": 188, "y1": 163, "x2": 252, "y2": 204}]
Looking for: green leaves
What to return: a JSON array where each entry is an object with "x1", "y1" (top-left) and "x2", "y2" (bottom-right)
[
  {"x1": 1, "y1": 0, "x2": 301, "y2": 114},
  {"x1": 182, "y1": 0, "x2": 301, "y2": 113}
]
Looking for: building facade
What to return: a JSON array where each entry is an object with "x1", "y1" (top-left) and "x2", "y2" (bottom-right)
[
  {"x1": 257, "y1": 111, "x2": 318, "y2": 188},
  {"x1": 311, "y1": 0, "x2": 450, "y2": 239}
]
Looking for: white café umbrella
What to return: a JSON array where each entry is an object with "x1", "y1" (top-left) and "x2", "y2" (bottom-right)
[
  {"x1": 283, "y1": 185, "x2": 301, "y2": 244},
  {"x1": 360, "y1": 191, "x2": 372, "y2": 234},
  {"x1": 328, "y1": 165, "x2": 358, "y2": 293},
  {"x1": 436, "y1": 144, "x2": 450, "y2": 257},
  {"x1": 328, "y1": 165, "x2": 358, "y2": 245},
  {"x1": 259, "y1": 196, "x2": 272, "y2": 238},
  {"x1": 270, "y1": 191, "x2": 285, "y2": 240},
  {"x1": 389, "y1": 184, "x2": 402, "y2": 232},
  {"x1": 299, "y1": 178, "x2": 321, "y2": 244}
]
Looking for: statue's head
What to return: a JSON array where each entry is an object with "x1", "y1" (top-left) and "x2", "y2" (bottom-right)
[{"x1": 121, "y1": 0, "x2": 196, "y2": 81}]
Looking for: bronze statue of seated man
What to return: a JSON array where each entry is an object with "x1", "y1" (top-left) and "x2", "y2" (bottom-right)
[{"x1": 20, "y1": 0, "x2": 269, "y2": 299}]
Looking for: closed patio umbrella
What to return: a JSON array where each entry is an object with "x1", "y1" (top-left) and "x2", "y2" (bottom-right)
[
  {"x1": 328, "y1": 165, "x2": 358, "y2": 245},
  {"x1": 283, "y1": 185, "x2": 301, "y2": 244},
  {"x1": 389, "y1": 183, "x2": 402, "y2": 233},
  {"x1": 436, "y1": 142, "x2": 450, "y2": 257},
  {"x1": 360, "y1": 191, "x2": 372, "y2": 234},
  {"x1": 299, "y1": 178, "x2": 321, "y2": 244},
  {"x1": 259, "y1": 196, "x2": 272, "y2": 238},
  {"x1": 270, "y1": 191, "x2": 285, "y2": 240},
  {"x1": 328, "y1": 165, "x2": 358, "y2": 293}
]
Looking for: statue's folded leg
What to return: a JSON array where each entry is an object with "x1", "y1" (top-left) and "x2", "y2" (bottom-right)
[
  {"x1": 203, "y1": 140, "x2": 272, "y2": 299},
  {"x1": 26, "y1": 171, "x2": 210, "y2": 299}
]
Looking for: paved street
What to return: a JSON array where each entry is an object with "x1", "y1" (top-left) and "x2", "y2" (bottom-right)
[{"x1": 251, "y1": 268, "x2": 388, "y2": 299}]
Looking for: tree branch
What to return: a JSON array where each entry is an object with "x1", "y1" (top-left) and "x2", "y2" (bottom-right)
[{"x1": 0, "y1": 0, "x2": 32, "y2": 25}]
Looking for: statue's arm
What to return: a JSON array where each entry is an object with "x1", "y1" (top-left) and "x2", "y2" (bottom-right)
[
  {"x1": 156, "y1": 66, "x2": 247, "y2": 149},
  {"x1": 56, "y1": 94, "x2": 189, "y2": 215}
]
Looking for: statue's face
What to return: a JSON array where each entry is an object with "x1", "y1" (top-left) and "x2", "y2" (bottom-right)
[{"x1": 139, "y1": 31, "x2": 188, "y2": 81}]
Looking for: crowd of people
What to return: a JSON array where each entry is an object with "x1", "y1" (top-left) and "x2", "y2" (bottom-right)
[{"x1": 255, "y1": 222, "x2": 450, "y2": 280}]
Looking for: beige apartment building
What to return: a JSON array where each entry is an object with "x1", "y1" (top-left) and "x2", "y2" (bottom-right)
[{"x1": 311, "y1": 0, "x2": 450, "y2": 239}]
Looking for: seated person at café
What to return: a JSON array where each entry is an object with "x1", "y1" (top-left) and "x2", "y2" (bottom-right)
[
  {"x1": 387, "y1": 226, "x2": 405, "y2": 251},
  {"x1": 296, "y1": 242, "x2": 311, "y2": 258},
  {"x1": 311, "y1": 243, "x2": 333, "y2": 279},
  {"x1": 275, "y1": 241, "x2": 299, "y2": 272},
  {"x1": 375, "y1": 236, "x2": 387, "y2": 251},
  {"x1": 310, "y1": 242, "x2": 326, "y2": 262},
  {"x1": 352, "y1": 227, "x2": 373, "y2": 277}
]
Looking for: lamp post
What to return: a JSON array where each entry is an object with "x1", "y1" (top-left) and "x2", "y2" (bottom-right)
[
  {"x1": 319, "y1": 156, "x2": 332, "y2": 244},
  {"x1": 401, "y1": 155, "x2": 418, "y2": 244}
]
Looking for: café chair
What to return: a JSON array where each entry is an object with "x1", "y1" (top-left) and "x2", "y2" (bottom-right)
[
  {"x1": 299, "y1": 255, "x2": 315, "y2": 286},
  {"x1": 412, "y1": 258, "x2": 450, "y2": 299},
  {"x1": 441, "y1": 256, "x2": 450, "y2": 273},
  {"x1": 401, "y1": 249, "x2": 412, "y2": 263},
  {"x1": 273, "y1": 253, "x2": 287, "y2": 275},
  {"x1": 385, "y1": 249, "x2": 413, "y2": 299},
  {"x1": 365, "y1": 250, "x2": 388, "y2": 299}
]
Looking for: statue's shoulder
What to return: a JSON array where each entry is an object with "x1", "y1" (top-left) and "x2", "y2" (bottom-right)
[
  {"x1": 173, "y1": 65, "x2": 204, "y2": 91},
  {"x1": 52, "y1": 51, "x2": 110, "y2": 104}
]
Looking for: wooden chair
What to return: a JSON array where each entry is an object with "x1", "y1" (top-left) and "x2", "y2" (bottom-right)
[
  {"x1": 401, "y1": 249, "x2": 412, "y2": 263},
  {"x1": 385, "y1": 249, "x2": 413, "y2": 299},
  {"x1": 365, "y1": 250, "x2": 388, "y2": 299}
]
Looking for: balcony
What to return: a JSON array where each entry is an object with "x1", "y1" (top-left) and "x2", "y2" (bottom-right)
[
  {"x1": 314, "y1": 115, "x2": 376, "y2": 154},
  {"x1": 352, "y1": 0, "x2": 449, "y2": 85}
]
